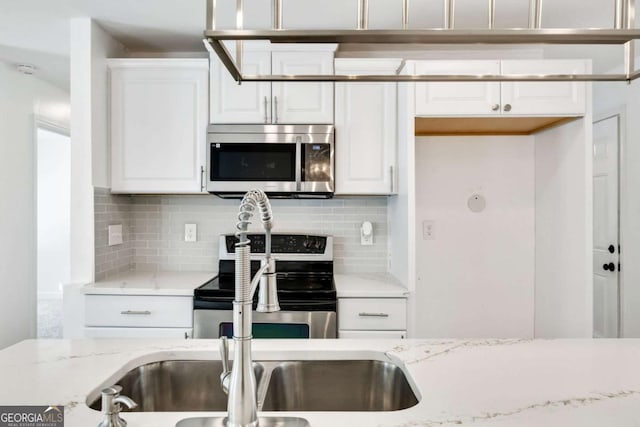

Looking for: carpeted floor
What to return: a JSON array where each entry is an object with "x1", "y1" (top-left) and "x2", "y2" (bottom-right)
[{"x1": 37, "y1": 297, "x2": 63, "y2": 338}]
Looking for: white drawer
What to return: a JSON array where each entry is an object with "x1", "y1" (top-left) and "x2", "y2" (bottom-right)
[
  {"x1": 84, "y1": 327, "x2": 193, "y2": 339},
  {"x1": 338, "y1": 298, "x2": 406, "y2": 330},
  {"x1": 85, "y1": 295, "x2": 193, "y2": 328},
  {"x1": 339, "y1": 330, "x2": 406, "y2": 339}
]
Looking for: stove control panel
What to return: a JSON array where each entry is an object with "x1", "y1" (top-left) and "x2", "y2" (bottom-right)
[{"x1": 225, "y1": 234, "x2": 327, "y2": 254}]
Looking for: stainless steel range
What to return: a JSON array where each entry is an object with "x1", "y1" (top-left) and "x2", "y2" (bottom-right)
[{"x1": 193, "y1": 234, "x2": 337, "y2": 339}]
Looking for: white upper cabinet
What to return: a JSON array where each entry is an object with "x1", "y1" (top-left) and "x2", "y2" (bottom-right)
[
  {"x1": 110, "y1": 59, "x2": 209, "y2": 194},
  {"x1": 334, "y1": 59, "x2": 400, "y2": 195},
  {"x1": 210, "y1": 44, "x2": 336, "y2": 124},
  {"x1": 210, "y1": 50, "x2": 271, "y2": 124},
  {"x1": 415, "y1": 59, "x2": 587, "y2": 117},
  {"x1": 500, "y1": 60, "x2": 587, "y2": 116},
  {"x1": 415, "y1": 60, "x2": 501, "y2": 116},
  {"x1": 271, "y1": 51, "x2": 335, "y2": 124}
]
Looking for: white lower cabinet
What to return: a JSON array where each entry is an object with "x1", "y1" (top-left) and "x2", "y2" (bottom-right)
[
  {"x1": 84, "y1": 295, "x2": 193, "y2": 338},
  {"x1": 338, "y1": 330, "x2": 406, "y2": 339},
  {"x1": 338, "y1": 298, "x2": 407, "y2": 338},
  {"x1": 84, "y1": 327, "x2": 193, "y2": 339}
]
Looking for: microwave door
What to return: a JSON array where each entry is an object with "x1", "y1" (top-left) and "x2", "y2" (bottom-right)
[
  {"x1": 300, "y1": 143, "x2": 334, "y2": 193},
  {"x1": 208, "y1": 142, "x2": 297, "y2": 193}
]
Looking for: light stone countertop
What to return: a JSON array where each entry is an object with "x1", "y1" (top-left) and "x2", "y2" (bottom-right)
[
  {"x1": 82, "y1": 271, "x2": 217, "y2": 296},
  {"x1": 1, "y1": 338, "x2": 640, "y2": 427},
  {"x1": 334, "y1": 273, "x2": 409, "y2": 298}
]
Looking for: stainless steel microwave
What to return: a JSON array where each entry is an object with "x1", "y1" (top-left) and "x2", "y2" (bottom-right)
[{"x1": 206, "y1": 124, "x2": 335, "y2": 198}]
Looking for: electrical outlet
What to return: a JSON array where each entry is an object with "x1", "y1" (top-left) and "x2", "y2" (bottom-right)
[
  {"x1": 108, "y1": 224, "x2": 123, "y2": 246},
  {"x1": 185, "y1": 224, "x2": 197, "y2": 242},
  {"x1": 422, "y1": 220, "x2": 435, "y2": 240}
]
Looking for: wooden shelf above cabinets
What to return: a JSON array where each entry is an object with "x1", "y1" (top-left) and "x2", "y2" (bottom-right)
[{"x1": 414, "y1": 116, "x2": 580, "y2": 136}]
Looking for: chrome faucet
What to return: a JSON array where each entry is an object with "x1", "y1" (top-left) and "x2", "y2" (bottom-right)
[{"x1": 219, "y1": 189, "x2": 280, "y2": 427}]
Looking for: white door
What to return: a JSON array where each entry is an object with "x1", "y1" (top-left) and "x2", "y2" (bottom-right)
[
  {"x1": 334, "y1": 81, "x2": 396, "y2": 195},
  {"x1": 271, "y1": 51, "x2": 334, "y2": 124},
  {"x1": 414, "y1": 60, "x2": 501, "y2": 116},
  {"x1": 110, "y1": 60, "x2": 209, "y2": 194},
  {"x1": 593, "y1": 115, "x2": 620, "y2": 338},
  {"x1": 501, "y1": 60, "x2": 586, "y2": 116},
  {"x1": 210, "y1": 50, "x2": 272, "y2": 124}
]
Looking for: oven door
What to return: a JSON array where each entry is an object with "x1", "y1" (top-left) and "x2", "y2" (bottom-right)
[
  {"x1": 193, "y1": 310, "x2": 336, "y2": 339},
  {"x1": 207, "y1": 139, "x2": 298, "y2": 193}
]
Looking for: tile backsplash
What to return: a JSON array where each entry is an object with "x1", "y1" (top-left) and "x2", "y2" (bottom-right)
[
  {"x1": 94, "y1": 188, "x2": 134, "y2": 280},
  {"x1": 94, "y1": 189, "x2": 389, "y2": 277}
]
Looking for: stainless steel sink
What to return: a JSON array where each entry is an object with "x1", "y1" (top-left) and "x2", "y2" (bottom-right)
[
  {"x1": 89, "y1": 360, "x2": 264, "y2": 412},
  {"x1": 90, "y1": 359, "x2": 418, "y2": 414},
  {"x1": 261, "y1": 360, "x2": 418, "y2": 412}
]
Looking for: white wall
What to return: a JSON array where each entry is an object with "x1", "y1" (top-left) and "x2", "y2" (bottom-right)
[
  {"x1": 414, "y1": 136, "x2": 535, "y2": 338},
  {"x1": 534, "y1": 117, "x2": 593, "y2": 338},
  {"x1": 37, "y1": 129, "x2": 71, "y2": 297},
  {"x1": 69, "y1": 18, "x2": 125, "y2": 286},
  {"x1": 388, "y1": 67, "x2": 417, "y2": 336},
  {"x1": 0, "y1": 61, "x2": 70, "y2": 349},
  {"x1": 65, "y1": 18, "x2": 126, "y2": 339},
  {"x1": 594, "y1": 77, "x2": 640, "y2": 337}
]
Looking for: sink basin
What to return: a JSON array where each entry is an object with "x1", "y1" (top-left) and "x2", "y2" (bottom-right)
[
  {"x1": 89, "y1": 360, "x2": 264, "y2": 412},
  {"x1": 261, "y1": 360, "x2": 418, "y2": 411},
  {"x1": 90, "y1": 358, "x2": 418, "y2": 414}
]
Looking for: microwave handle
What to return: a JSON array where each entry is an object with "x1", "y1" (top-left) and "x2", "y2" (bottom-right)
[
  {"x1": 295, "y1": 136, "x2": 302, "y2": 191},
  {"x1": 274, "y1": 96, "x2": 279, "y2": 124},
  {"x1": 263, "y1": 96, "x2": 268, "y2": 124},
  {"x1": 200, "y1": 165, "x2": 205, "y2": 192}
]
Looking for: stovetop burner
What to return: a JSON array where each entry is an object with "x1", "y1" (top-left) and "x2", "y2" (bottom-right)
[{"x1": 194, "y1": 234, "x2": 337, "y2": 311}]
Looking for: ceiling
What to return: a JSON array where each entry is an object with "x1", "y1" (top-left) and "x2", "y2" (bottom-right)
[{"x1": 0, "y1": 0, "x2": 628, "y2": 89}]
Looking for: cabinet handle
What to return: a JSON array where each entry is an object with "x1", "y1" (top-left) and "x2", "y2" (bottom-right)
[
  {"x1": 491, "y1": 104, "x2": 500, "y2": 111},
  {"x1": 200, "y1": 165, "x2": 205, "y2": 192},
  {"x1": 390, "y1": 166, "x2": 395, "y2": 193},
  {"x1": 263, "y1": 96, "x2": 268, "y2": 124},
  {"x1": 503, "y1": 103, "x2": 512, "y2": 112},
  {"x1": 358, "y1": 312, "x2": 389, "y2": 318},
  {"x1": 274, "y1": 96, "x2": 279, "y2": 124},
  {"x1": 120, "y1": 310, "x2": 152, "y2": 315}
]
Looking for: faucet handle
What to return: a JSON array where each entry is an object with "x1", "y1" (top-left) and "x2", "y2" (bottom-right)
[{"x1": 219, "y1": 336, "x2": 231, "y2": 394}]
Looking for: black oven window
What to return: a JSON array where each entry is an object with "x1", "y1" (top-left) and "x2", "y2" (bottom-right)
[
  {"x1": 211, "y1": 143, "x2": 296, "y2": 181},
  {"x1": 219, "y1": 322, "x2": 310, "y2": 339}
]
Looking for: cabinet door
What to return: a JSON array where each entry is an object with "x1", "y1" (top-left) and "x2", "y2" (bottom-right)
[
  {"x1": 210, "y1": 50, "x2": 272, "y2": 123},
  {"x1": 501, "y1": 60, "x2": 586, "y2": 116},
  {"x1": 415, "y1": 60, "x2": 501, "y2": 116},
  {"x1": 110, "y1": 60, "x2": 208, "y2": 193},
  {"x1": 335, "y1": 82, "x2": 396, "y2": 195},
  {"x1": 271, "y1": 51, "x2": 334, "y2": 124}
]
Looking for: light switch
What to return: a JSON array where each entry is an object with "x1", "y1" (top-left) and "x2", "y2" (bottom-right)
[
  {"x1": 185, "y1": 224, "x2": 197, "y2": 242},
  {"x1": 108, "y1": 224, "x2": 123, "y2": 246},
  {"x1": 422, "y1": 220, "x2": 435, "y2": 240}
]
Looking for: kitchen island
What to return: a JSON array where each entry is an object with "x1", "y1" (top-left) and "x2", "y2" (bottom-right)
[{"x1": 1, "y1": 338, "x2": 639, "y2": 426}]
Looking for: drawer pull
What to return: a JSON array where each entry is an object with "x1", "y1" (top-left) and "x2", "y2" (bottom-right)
[
  {"x1": 358, "y1": 312, "x2": 389, "y2": 318},
  {"x1": 120, "y1": 310, "x2": 152, "y2": 315}
]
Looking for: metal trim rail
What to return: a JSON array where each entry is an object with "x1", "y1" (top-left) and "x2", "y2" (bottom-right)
[{"x1": 204, "y1": 0, "x2": 640, "y2": 82}]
